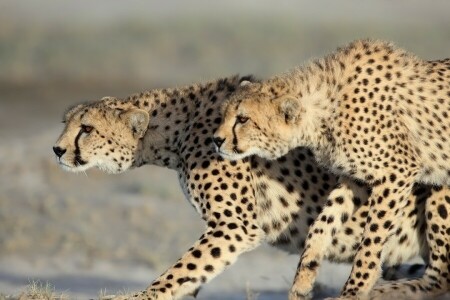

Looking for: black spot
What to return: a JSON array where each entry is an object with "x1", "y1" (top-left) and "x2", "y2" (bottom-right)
[
  {"x1": 213, "y1": 231, "x2": 224, "y2": 238},
  {"x1": 307, "y1": 261, "x2": 319, "y2": 270},
  {"x1": 437, "y1": 204, "x2": 448, "y2": 219},
  {"x1": 227, "y1": 223, "x2": 238, "y2": 230},
  {"x1": 369, "y1": 224, "x2": 378, "y2": 232},
  {"x1": 388, "y1": 200, "x2": 396, "y2": 209},
  {"x1": 431, "y1": 224, "x2": 439, "y2": 233},
  {"x1": 377, "y1": 210, "x2": 386, "y2": 219},
  {"x1": 204, "y1": 265, "x2": 214, "y2": 272},
  {"x1": 335, "y1": 197, "x2": 344, "y2": 204},
  {"x1": 211, "y1": 247, "x2": 221, "y2": 258},
  {"x1": 383, "y1": 220, "x2": 392, "y2": 229},
  {"x1": 389, "y1": 174, "x2": 397, "y2": 182},
  {"x1": 192, "y1": 250, "x2": 202, "y2": 258}
]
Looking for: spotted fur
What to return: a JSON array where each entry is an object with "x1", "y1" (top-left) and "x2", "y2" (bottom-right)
[
  {"x1": 215, "y1": 40, "x2": 450, "y2": 299},
  {"x1": 54, "y1": 74, "x2": 447, "y2": 300}
]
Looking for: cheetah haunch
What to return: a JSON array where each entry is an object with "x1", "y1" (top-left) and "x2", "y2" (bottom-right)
[
  {"x1": 54, "y1": 74, "x2": 448, "y2": 300},
  {"x1": 215, "y1": 40, "x2": 450, "y2": 299}
]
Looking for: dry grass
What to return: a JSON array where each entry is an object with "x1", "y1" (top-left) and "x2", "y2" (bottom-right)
[
  {"x1": 8, "y1": 280, "x2": 69, "y2": 300},
  {"x1": 98, "y1": 288, "x2": 131, "y2": 300},
  {"x1": 2, "y1": 282, "x2": 133, "y2": 300},
  {"x1": 245, "y1": 283, "x2": 259, "y2": 300}
]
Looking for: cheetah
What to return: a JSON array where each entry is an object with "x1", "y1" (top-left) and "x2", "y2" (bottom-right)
[
  {"x1": 53, "y1": 75, "x2": 448, "y2": 300},
  {"x1": 214, "y1": 40, "x2": 450, "y2": 299}
]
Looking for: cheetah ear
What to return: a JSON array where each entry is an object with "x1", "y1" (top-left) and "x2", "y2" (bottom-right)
[
  {"x1": 100, "y1": 96, "x2": 114, "y2": 101},
  {"x1": 122, "y1": 108, "x2": 149, "y2": 139},
  {"x1": 239, "y1": 80, "x2": 253, "y2": 87},
  {"x1": 277, "y1": 96, "x2": 303, "y2": 124}
]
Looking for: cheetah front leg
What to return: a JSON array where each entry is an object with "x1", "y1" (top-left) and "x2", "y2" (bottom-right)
[
  {"x1": 336, "y1": 174, "x2": 416, "y2": 299},
  {"x1": 367, "y1": 186, "x2": 450, "y2": 300},
  {"x1": 127, "y1": 218, "x2": 264, "y2": 300},
  {"x1": 290, "y1": 177, "x2": 367, "y2": 299}
]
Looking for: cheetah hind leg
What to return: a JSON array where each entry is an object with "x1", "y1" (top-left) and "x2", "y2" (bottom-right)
[
  {"x1": 368, "y1": 187, "x2": 450, "y2": 300},
  {"x1": 290, "y1": 177, "x2": 364, "y2": 299},
  {"x1": 323, "y1": 275, "x2": 448, "y2": 300}
]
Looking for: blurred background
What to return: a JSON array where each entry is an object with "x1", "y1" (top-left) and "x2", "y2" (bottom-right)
[{"x1": 0, "y1": 0, "x2": 449, "y2": 299}]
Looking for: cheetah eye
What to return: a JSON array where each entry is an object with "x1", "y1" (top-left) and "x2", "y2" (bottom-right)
[
  {"x1": 81, "y1": 125, "x2": 94, "y2": 134},
  {"x1": 236, "y1": 115, "x2": 249, "y2": 124}
]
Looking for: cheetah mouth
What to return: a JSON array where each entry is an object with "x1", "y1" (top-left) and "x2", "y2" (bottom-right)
[
  {"x1": 58, "y1": 161, "x2": 71, "y2": 168},
  {"x1": 214, "y1": 143, "x2": 253, "y2": 161},
  {"x1": 74, "y1": 155, "x2": 87, "y2": 165},
  {"x1": 216, "y1": 149, "x2": 250, "y2": 162},
  {"x1": 56, "y1": 158, "x2": 90, "y2": 173},
  {"x1": 232, "y1": 146, "x2": 243, "y2": 154},
  {"x1": 58, "y1": 161, "x2": 77, "y2": 172},
  {"x1": 218, "y1": 151, "x2": 237, "y2": 160},
  {"x1": 216, "y1": 148, "x2": 236, "y2": 160}
]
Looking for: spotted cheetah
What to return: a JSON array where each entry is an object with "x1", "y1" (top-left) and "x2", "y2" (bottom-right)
[
  {"x1": 214, "y1": 40, "x2": 450, "y2": 299},
  {"x1": 53, "y1": 75, "x2": 448, "y2": 300}
]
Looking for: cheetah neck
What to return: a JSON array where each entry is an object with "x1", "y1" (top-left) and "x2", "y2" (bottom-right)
[
  {"x1": 131, "y1": 76, "x2": 244, "y2": 170},
  {"x1": 283, "y1": 59, "x2": 343, "y2": 153},
  {"x1": 128, "y1": 87, "x2": 198, "y2": 170}
]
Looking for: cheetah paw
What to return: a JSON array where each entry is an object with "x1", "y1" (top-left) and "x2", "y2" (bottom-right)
[
  {"x1": 288, "y1": 291, "x2": 313, "y2": 300},
  {"x1": 324, "y1": 296, "x2": 363, "y2": 300},
  {"x1": 101, "y1": 290, "x2": 172, "y2": 300},
  {"x1": 290, "y1": 268, "x2": 317, "y2": 297}
]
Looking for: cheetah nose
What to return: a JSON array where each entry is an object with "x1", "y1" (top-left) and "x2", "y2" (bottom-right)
[
  {"x1": 213, "y1": 136, "x2": 226, "y2": 148},
  {"x1": 53, "y1": 146, "x2": 67, "y2": 158}
]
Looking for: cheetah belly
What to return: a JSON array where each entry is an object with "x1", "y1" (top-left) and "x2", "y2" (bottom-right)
[{"x1": 256, "y1": 177, "x2": 423, "y2": 264}]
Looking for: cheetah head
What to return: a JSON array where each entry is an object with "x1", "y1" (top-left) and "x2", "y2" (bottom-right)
[
  {"x1": 53, "y1": 98, "x2": 149, "y2": 174},
  {"x1": 214, "y1": 82, "x2": 303, "y2": 161}
]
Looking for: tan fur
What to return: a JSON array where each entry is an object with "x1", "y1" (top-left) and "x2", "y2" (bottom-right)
[
  {"x1": 54, "y1": 74, "x2": 447, "y2": 300},
  {"x1": 215, "y1": 40, "x2": 450, "y2": 299}
]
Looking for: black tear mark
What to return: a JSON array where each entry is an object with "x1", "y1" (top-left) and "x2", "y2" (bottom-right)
[{"x1": 74, "y1": 130, "x2": 88, "y2": 166}]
